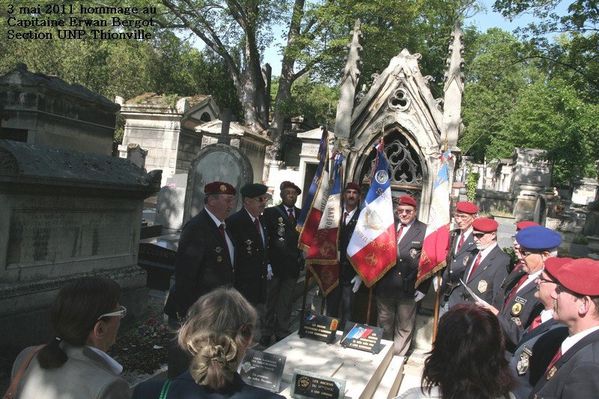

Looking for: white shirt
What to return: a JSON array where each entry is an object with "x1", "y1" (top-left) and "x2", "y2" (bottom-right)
[
  {"x1": 343, "y1": 207, "x2": 357, "y2": 225},
  {"x1": 245, "y1": 208, "x2": 265, "y2": 245},
  {"x1": 455, "y1": 227, "x2": 473, "y2": 254},
  {"x1": 397, "y1": 221, "x2": 414, "y2": 242},
  {"x1": 465, "y1": 242, "x2": 497, "y2": 281},
  {"x1": 205, "y1": 207, "x2": 235, "y2": 264},
  {"x1": 87, "y1": 346, "x2": 123, "y2": 375},
  {"x1": 540, "y1": 308, "x2": 554, "y2": 323},
  {"x1": 561, "y1": 326, "x2": 599, "y2": 355},
  {"x1": 516, "y1": 269, "x2": 543, "y2": 294}
]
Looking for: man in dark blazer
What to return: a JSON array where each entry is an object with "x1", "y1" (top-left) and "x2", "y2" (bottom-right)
[
  {"x1": 441, "y1": 201, "x2": 479, "y2": 305},
  {"x1": 260, "y1": 181, "x2": 303, "y2": 346},
  {"x1": 375, "y1": 195, "x2": 427, "y2": 356},
  {"x1": 529, "y1": 258, "x2": 599, "y2": 399},
  {"x1": 227, "y1": 183, "x2": 269, "y2": 306},
  {"x1": 326, "y1": 182, "x2": 361, "y2": 329},
  {"x1": 448, "y1": 217, "x2": 509, "y2": 310},
  {"x1": 483, "y1": 225, "x2": 562, "y2": 352},
  {"x1": 509, "y1": 257, "x2": 570, "y2": 399},
  {"x1": 164, "y1": 181, "x2": 237, "y2": 377}
]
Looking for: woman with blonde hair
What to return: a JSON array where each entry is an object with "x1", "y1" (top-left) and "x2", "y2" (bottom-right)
[{"x1": 133, "y1": 288, "x2": 283, "y2": 398}]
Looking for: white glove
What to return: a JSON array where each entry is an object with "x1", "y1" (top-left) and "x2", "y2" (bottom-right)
[
  {"x1": 414, "y1": 290, "x2": 425, "y2": 302},
  {"x1": 433, "y1": 275, "x2": 440, "y2": 292},
  {"x1": 351, "y1": 276, "x2": 362, "y2": 293},
  {"x1": 267, "y1": 264, "x2": 273, "y2": 280}
]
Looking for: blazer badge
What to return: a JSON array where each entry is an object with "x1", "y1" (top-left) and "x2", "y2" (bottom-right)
[{"x1": 478, "y1": 279, "x2": 488, "y2": 293}]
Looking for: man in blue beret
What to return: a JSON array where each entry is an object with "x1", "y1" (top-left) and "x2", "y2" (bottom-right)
[
  {"x1": 227, "y1": 183, "x2": 270, "y2": 306},
  {"x1": 480, "y1": 225, "x2": 562, "y2": 352}
]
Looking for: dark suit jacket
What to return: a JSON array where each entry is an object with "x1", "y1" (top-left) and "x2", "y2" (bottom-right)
[
  {"x1": 376, "y1": 219, "x2": 426, "y2": 298},
  {"x1": 498, "y1": 272, "x2": 543, "y2": 353},
  {"x1": 164, "y1": 209, "x2": 234, "y2": 320},
  {"x1": 132, "y1": 371, "x2": 285, "y2": 399},
  {"x1": 530, "y1": 330, "x2": 599, "y2": 399},
  {"x1": 442, "y1": 229, "x2": 478, "y2": 298},
  {"x1": 448, "y1": 244, "x2": 510, "y2": 309},
  {"x1": 227, "y1": 208, "x2": 267, "y2": 304},
  {"x1": 262, "y1": 204, "x2": 302, "y2": 280},
  {"x1": 339, "y1": 208, "x2": 360, "y2": 283},
  {"x1": 510, "y1": 319, "x2": 568, "y2": 399}
]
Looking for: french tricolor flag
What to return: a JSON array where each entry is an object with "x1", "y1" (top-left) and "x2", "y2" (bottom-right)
[{"x1": 347, "y1": 141, "x2": 396, "y2": 287}]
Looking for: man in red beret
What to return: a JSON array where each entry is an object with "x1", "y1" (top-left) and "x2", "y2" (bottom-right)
[
  {"x1": 509, "y1": 257, "x2": 571, "y2": 399},
  {"x1": 326, "y1": 182, "x2": 362, "y2": 329},
  {"x1": 529, "y1": 258, "x2": 599, "y2": 399},
  {"x1": 447, "y1": 217, "x2": 510, "y2": 310},
  {"x1": 375, "y1": 194, "x2": 427, "y2": 355},
  {"x1": 260, "y1": 180, "x2": 303, "y2": 346},
  {"x1": 164, "y1": 181, "x2": 237, "y2": 376},
  {"x1": 441, "y1": 201, "x2": 479, "y2": 305}
]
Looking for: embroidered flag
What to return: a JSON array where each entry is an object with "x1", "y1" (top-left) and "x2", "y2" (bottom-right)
[
  {"x1": 416, "y1": 150, "x2": 453, "y2": 287},
  {"x1": 347, "y1": 141, "x2": 396, "y2": 287}
]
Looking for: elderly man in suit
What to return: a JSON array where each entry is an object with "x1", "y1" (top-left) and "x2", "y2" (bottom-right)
[
  {"x1": 509, "y1": 256, "x2": 570, "y2": 399},
  {"x1": 529, "y1": 258, "x2": 599, "y2": 399},
  {"x1": 448, "y1": 217, "x2": 510, "y2": 310},
  {"x1": 483, "y1": 225, "x2": 562, "y2": 353},
  {"x1": 442, "y1": 201, "x2": 479, "y2": 305},
  {"x1": 227, "y1": 183, "x2": 270, "y2": 306},
  {"x1": 326, "y1": 182, "x2": 362, "y2": 329},
  {"x1": 260, "y1": 181, "x2": 303, "y2": 346},
  {"x1": 164, "y1": 181, "x2": 237, "y2": 377},
  {"x1": 375, "y1": 195, "x2": 427, "y2": 356}
]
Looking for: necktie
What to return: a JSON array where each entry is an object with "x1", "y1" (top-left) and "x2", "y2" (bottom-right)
[
  {"x1": 288, "y1": 208, "x2": 295, "y2": 223},
  {"x1": 397, "y1": 224, "x2": 406, "y2": 242},
  {"x1": 546, "y1": 348, "x2": 562, "y2": 372},
  {"x1": 468, "y1": 253, "x2": 482, "y2": 282},
  {"x1": 529, "y1": 315, "x2": 542, "y2": 331},
  {"x1": 344, "y1": 211, "x2": 349, "y2": 225},
  {"x1": 505, "y1": 274, "x2": 527, "y2": 305},
  {"x1": 457, "y1": 233, "x2": 465, "y2": 251},
  {"x1": 218, "y1": 223, "x2": 226, "y2": 239},
  {"x1": 254, "y1": 218, "x2": 261, "y2": 235}
]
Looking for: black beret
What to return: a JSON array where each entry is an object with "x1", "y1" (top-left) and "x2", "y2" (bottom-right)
[{"x1": 240, "y1": 183, "x2": 268, "y2": 198}]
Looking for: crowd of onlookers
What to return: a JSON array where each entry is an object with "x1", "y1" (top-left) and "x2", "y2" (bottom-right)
[{"x1": 6, "y1": 182, "x2": 599, "y2": 399}]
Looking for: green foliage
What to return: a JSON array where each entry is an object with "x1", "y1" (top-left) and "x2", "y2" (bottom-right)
[{"x1": 466, "y1": 171, "x2": 479, "y2": 202}]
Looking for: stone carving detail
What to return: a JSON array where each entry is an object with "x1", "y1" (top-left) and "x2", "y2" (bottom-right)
[
  {"x1": 0, "y1": 148, "x2": 19, "y2": 175},
  {"x1": 388, "y1": 88, "x2": 411, "y2": 111},
  {"x1": 386, "y1": 135, "x2": 423, "y2": 185}
]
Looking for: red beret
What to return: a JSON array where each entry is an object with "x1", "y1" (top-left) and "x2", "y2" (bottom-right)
[
  {"x1": 398, "y1": 195, "x2": 417, "y2": 208},
  {"x1": 545, "y1": 258, "x2": 599, "y2": 296},
  {"x1": 345, "y1": 182, "x2": 361, "y2": 192},
  {"x1": 472, "y1": 217, "x2": 498, "y2": 233},
  {"x1": 456, "y1": 201, "x2": 479, "y2": 214},
  {"x1": 204, "y1": 181, "x2": 236, "y2": 195},
  {"x1": 516, "y1": 221, "x2": 539, "y2": 231},
  {"x1": 280, "y1": 181, "x2": 301, "y2": 194},
  {"x1": 544, "y1": 257, "x2": 574, "y2": 270}
]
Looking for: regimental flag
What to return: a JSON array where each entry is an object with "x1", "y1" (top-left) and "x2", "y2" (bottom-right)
[
  {"x1": 347, "y1": 141, "x2": 396, "y2": 287},
  {"x1": 416, "y1": 150, "x2": 453, "y2": 287},
  {"x1": 297, "y1": 128, "x2": 329, "y2": 245},
  {"x1": 307, "y1": 263, "x2": 340, "y2": 296},
  {"x1": 305, "y1": 153, "x2": 344, "y2": 264}
]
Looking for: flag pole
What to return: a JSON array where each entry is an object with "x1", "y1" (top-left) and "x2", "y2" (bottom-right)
[
  {"x1": 300, "y1": 268, "x2": 311, "y2": 324},
  {"x1": 366, "y1": 287, "x2": 373, "y2": 324},
  {"x1": 432, "y1": 274, "x2": 442, "y2": 341}
]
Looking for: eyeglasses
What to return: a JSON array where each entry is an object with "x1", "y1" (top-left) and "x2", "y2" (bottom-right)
[
  {"x1": 473, "y1": 232, "x2": 486, "y2": 238},
  {"x1": 397, "y1": 208, "x2": 414, "y2": 214},
  {"x1": 97, "y1": 305, "x2": 127, "y2": 321},
  {"x1": 537, "y1": 276, "x2": 556, "y2": 285},
  {"x1": 453, "y1": 214, "x2": 472, "y2": 220},
  {"x1": 519, "y1": 249, "x2": 541, "y2": 257}
]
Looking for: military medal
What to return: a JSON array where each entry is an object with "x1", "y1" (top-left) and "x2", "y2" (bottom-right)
[
  {"x1": 547, "y1": 366, "x2": 557, "y2": 380},
  {"x1": 511, "y1": 302, "x2": 523, "y2": 316},
  {"x1": 477, "y1": 280, "x2": 488, "y2": 293},
  {"x1": 216, "y1": 255, "x2": 223, "y2": 263},
  {"x1": 245, "y1": 239, "x2": 253, "y2": 254},
  {"x1": 410, "y1": 248, "x2": 419, "y2": 258},
  {"x1": 516, "y1": 347, "x2": 532, "y2": 375},
  {"x1": 463, "y1": 255, "x2": 470, "y2": 266}
]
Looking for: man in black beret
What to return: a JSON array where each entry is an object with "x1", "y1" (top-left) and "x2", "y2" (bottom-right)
[
  {"x1": 227, "y1": 183, "x2": 270, "y2": 306},
  {"x1": 260, "y1": 181, "x2": 303, "y2": 346}
]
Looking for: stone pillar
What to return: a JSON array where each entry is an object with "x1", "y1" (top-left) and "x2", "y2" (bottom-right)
[{"x1": 514, "y1": 184, "x2": 544, "y2": 222}]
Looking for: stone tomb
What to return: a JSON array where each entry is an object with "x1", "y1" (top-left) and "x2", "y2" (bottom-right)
[
  {"x1": 265, "y1": 332, "x2": 404, "y2": 398},
  {"x1": 0, "y1": 139, "x2": 160, "y2": 347}
]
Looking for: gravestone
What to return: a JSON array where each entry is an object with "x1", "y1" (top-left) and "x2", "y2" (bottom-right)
[
  {"x1": 182, "y1": 143, "x2": 253, "y2": 224},
  {"x1": 156, "y1": 173, "x2": 188, "y2": 230}
]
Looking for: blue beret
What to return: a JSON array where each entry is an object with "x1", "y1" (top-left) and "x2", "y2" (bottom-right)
[{"x1": 515, "y1": 226, "x2": 562, "y2": 251}]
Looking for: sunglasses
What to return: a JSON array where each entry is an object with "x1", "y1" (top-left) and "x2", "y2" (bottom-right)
[
  {"x1": 397, "y1": 209, "x2": 414, "y2": 214},
  {"x1": 537, "y1": 276, "x2": 556, "y2": 285},
  {"x1": 473, "y1": 232, "x2": 487, "y2": 238},
  {"x1": 97, "y1": 305, "x2": 127, "y2": 321}
]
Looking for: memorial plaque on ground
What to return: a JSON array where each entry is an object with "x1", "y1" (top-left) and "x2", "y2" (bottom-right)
[
  {"x1": 340, "y1": 323, "x2": 383, "y2": 354},
  {"x1": 299, "y1": 311, "x2": 339, "y2": 344},
  {"x1": 291, "y1": 369, "x2": 345, "y2": 399},
  {"x1": 238, "y1": 349, "x2": 286, "y2": 393}
]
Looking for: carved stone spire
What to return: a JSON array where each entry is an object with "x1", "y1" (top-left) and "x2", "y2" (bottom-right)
[
  {"x1": 334, "y1": 19, "x2": 362, "y2": 142},
  {"x1": 442, "y1": 23, "x2": 464, "y2": 150}
]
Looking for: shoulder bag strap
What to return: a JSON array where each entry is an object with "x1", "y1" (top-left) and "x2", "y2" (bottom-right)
[
  {"x1": 158, "y1": 380, "x2": 172, "y2": 399},
  {"x1": 3, "y1": 345, "x2": 44, "y2": 399}
]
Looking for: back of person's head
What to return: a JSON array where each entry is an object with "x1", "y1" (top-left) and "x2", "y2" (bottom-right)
[
  {"x1": 422, "y1": 304, "x2": 515, "y2": 399},
  {"x1": 37, "y1": 276, "x2": 121, "y2": 369},
  {"x1": 178, "y1": 288, "x2": 257, "y2": 390}
]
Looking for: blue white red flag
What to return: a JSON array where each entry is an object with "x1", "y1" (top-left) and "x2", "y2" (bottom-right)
[
  {"x1": 297, "y1": 128, "x2": 329, "y2": 245},
  {"x1": 347, "y1": 141, "x2": 396, "y2": 287},
  {"x1": 305, "y1": 153, "x2": 343, "y2": 264},
  {"x1": 416, "y1": 150, "x2": 453, "y2": 287}
]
